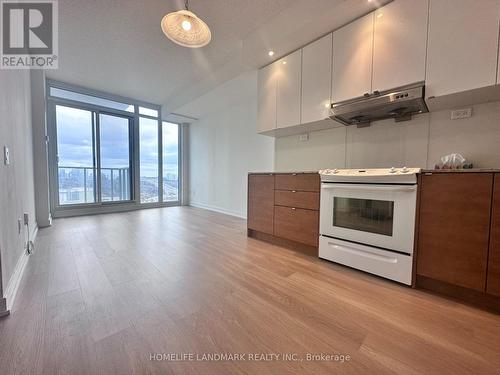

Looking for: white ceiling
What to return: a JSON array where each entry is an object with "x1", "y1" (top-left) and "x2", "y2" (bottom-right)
[{"x1": 48, "y1": 0, "x2": 390, "y2": 117}]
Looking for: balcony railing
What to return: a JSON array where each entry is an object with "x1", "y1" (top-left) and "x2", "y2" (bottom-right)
[
  {"x1": 58, "y1": 166, "x2": 179, "y2": 205},
  {"x1": 58, "y1": 166, "x2": 130, "y2": 205}
]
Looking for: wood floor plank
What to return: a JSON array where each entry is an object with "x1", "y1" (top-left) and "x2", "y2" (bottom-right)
[{"x1": 1, "y1": 206, "x2": 500, "y2": 374}]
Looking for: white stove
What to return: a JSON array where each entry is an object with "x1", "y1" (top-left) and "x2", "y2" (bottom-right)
[
  {"x1": 319, "y1": 167, "x2": 421, "y2": 184},
  {"x1": 318, "y1": 167, "x2": 421, "y2": 285}
]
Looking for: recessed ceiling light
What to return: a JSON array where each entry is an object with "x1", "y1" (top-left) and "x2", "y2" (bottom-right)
[
  {"x1": 282, "y1": 61, "x2": 287, "y2": 65},
  {"x1": 377, "y1": 13, "x2": 383, "y2": 18},
  {"x1": 268, "y1": 50, "x2": 275, "y2": 57}
]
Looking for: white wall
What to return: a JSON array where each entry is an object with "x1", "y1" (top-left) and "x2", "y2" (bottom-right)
[
  {"x1": 0, "y1": 70, "x2": 37, "y2": 311},
  {"x1": 30, "y1": 70, "x2": 51, "y2": 228},
  {"x1": 275, "y1": 101, "x2": 500, "y2": 170},
  {"x1": 186, "y1": 71, "x2": 274, "y2": 218}
]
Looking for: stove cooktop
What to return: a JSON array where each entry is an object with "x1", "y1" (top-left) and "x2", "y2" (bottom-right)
[{"x1": 319, "y1": 167, "x2": 421, "y2": 184}]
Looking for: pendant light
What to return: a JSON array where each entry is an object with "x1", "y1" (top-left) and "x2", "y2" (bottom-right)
[{"x1": 161, "y1": 0, "x2": 212, "y2": 48}]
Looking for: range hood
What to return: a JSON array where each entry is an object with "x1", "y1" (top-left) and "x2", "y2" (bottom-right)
[{"x1": 329, "y1": 82, "x2": 428, "y2": 127}]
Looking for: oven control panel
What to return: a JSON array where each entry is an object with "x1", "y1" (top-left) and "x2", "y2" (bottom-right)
[{"x1": 319, "y1": 168, "x2": 421, "y2": 184}]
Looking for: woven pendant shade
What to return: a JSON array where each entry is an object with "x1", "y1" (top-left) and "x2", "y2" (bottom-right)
[{"x1": 161, "y1": 9, "x2": 211, "y2": 48}]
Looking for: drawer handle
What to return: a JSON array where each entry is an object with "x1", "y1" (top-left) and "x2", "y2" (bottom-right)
[
  {"x1": 292, "y1": 190, "x2": 296, "y2": 193},
  {"x1": 291, "y1": 207, "x2": 296, "y2": 210},
  {"x1": 292, "y1": 173, "x2": 297, "y2": 176}
]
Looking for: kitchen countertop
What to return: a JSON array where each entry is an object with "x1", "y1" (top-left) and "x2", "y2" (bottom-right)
[
  {"x1": 249, "y1": 169, "x2": 500, "y2": 175},
  {"x1": 248, "y1": 171, "x2": 319, "y2": 175},
  {"x1": 421, "y1": 168, "x2": 500, "y2": 173}
]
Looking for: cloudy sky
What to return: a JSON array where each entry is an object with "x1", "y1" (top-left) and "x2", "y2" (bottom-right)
[{"x1": 56, "y1": 105, "x2": 178, "y2": 178}]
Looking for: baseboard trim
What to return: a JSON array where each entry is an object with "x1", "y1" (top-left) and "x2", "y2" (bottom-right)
[
  {"x1": 189, "y1": 202, "x2": 246, "y2": 219},
  {"x1": 3, "y1": 223, "x2": 38, "y2": 312},
  {"x1": 4, "y1": 250, "x2": 29, "y2": 311}
]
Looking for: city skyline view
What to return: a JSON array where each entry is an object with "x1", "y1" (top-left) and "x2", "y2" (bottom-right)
[{"x1": 55, "y1": 105, "x2": 179, "y2": 204}]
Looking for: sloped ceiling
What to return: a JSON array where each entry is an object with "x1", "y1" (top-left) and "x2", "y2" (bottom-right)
[{"x1": 47, "y1": 0, "x2": 390, "y2": 117}]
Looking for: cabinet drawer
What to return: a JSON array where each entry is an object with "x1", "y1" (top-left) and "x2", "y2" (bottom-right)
[
  {"x1": 275, "y1": 173, "x2": 320, "y2": 192},
  {"x1": 274, "y1": 206, "x2": 319, "y2": 246},
  {"x1": 275, "y1": 190, "x2": 319, "y2": 210}
]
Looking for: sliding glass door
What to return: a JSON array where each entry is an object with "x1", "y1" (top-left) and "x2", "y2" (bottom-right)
[
  {"x1": 162, "y1": 121, "x2": 179, "y2": 202},
  {"x1": 139, "y1": 117, "x2": 159, "y2": 203},
  {"x1": 55, "y1": 105, "x2": 96, "y2": 205},
  {"x1": 99, "y1": 113, "x2": 132, "y2": 202},
  {"x1": 55, "y1": 104, "x2": 133, "y2": 206},
  {"x1": 48, "y1": 80, "x2": 182, "y2": 216}
]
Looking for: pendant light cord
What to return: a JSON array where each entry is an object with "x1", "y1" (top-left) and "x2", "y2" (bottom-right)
[{"x1": 185, "y1": 0, "x2": 189, "y2": 10}]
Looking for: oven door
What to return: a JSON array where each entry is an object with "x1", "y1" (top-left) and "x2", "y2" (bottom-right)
[{"x1": 320, "y1": 183, "x2": 417, "y2": 254}]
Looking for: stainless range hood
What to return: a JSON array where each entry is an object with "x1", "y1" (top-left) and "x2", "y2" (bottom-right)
[{"x1": 329, "y1": 82, "x2": 428, "y2": 127}]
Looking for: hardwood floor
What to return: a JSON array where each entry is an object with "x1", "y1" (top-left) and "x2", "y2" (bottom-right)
[{"x1": 1, "y1": 206, "x2": 500, "y2": 374}]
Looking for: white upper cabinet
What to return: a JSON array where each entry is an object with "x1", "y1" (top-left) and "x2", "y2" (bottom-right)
[
  {"x1": 301, "y1": 33, "x2": 333, "y2": 124},
  {"x1": 332, "y1": 13, "x2": 374, "y2": 103},
  {"x1": 372, "y1": 0, "x2": 429, "y2": 92},
  {"x1": 276, "y1": 49, "x2": 302, "y2": 128},
  {"x1": 257, "y1": 61, "x2": 278, "y2": 133},
  {"x1": 426, "y1": 0, "x2": 500, "y2": 98}
]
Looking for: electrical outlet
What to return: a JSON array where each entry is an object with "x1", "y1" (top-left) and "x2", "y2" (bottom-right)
[
  {"x1": 4, "y1": 146, "x2": 10, "y2": 165},
  {"x1": 299, "y1": 133, "x2": 309, "y2": 142},
  {"x1": 451, "y1": 108, "x2": 472, "y2": 120},
  {"x1": 24, "y1": 213, "x2": 29, "y2": 225}
]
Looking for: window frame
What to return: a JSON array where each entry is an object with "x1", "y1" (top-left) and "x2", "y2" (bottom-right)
[{"x1": 46, "y1": 79, "x2": 182, "y2": 218}]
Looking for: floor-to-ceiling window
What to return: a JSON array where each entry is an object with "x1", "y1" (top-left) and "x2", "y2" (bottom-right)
[
  {"x1": 47, "y1": 80, "x2": 182, "y2": 217},
  {"x1": 162, "y1": 121, "x2": 179, "y2": 202},
  {"x1": 139, "y1": 116, "x2": 159, "y2": 203},
  {"x1": 99, "y1": 113, "x2": 132, "y2": 202}
]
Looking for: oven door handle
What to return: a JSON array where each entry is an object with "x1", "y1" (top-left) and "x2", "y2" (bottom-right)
[{"x1": 321, "y1": 184, "x2": 416, "y2": 193}]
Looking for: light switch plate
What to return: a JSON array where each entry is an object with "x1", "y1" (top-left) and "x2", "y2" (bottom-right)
[
  {"x1": 4, "y1": 146, "x2": 10, "y2": 165},
  {"x1": 299, "y1": 133, "x2": 309, "y2": 142},
  {"x1": 451, "y1": 108, "x2": 472, "y2": 120}
]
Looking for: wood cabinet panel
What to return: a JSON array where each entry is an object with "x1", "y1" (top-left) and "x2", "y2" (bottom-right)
[
  {"x1": 274, "y1": 173, "x2": 320, "y2": 192},
  {"x1": 487, "y1": 174, "x2": 500, "y2": 296},
  {"x1": 247, "y1": 174, "x2": 275, "y2": 234},
  {"x1": 274, "y1": 206, "x2": 319, "y2": 246},
  {"x1": 417, "y1": 173, "x2": 493, "y2": 291},
  {"x1": 332, "y1": 12, "x2": 374, "y2": 103},
  {"x1": 275, "y1": 191, "x2": 319, "y2": 211}
]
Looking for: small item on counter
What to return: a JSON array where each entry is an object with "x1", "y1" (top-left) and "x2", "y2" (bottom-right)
[{"x1": 434, "y1": 153, "x2": 472, "y2": 170}]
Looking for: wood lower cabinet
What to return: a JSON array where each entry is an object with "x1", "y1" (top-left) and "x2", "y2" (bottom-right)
[
  {"x1": 275, "y1": 190, "x2": 319, "y2": 211},
  {"x1": 416, "y1": 171, "x2": 500, "y2": 312},
  {"x1": 417, "y1": 173, "x2": 492, "y2": 291},
  {"x1": 275, "y1": 173, "x2": 320, "y2": 192},
  {"x1": 488, "y1": 174, "x2": 500, "y2": 296},
  {"x1": 274, "y1": 206, "x2": 319, "y2": 247},
  {"x1": 248, "y1": 172, "x2": 320, "y2": 255},
  {"x1": 247, "y1": 174, "x2": 275, "y2": 235}
]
